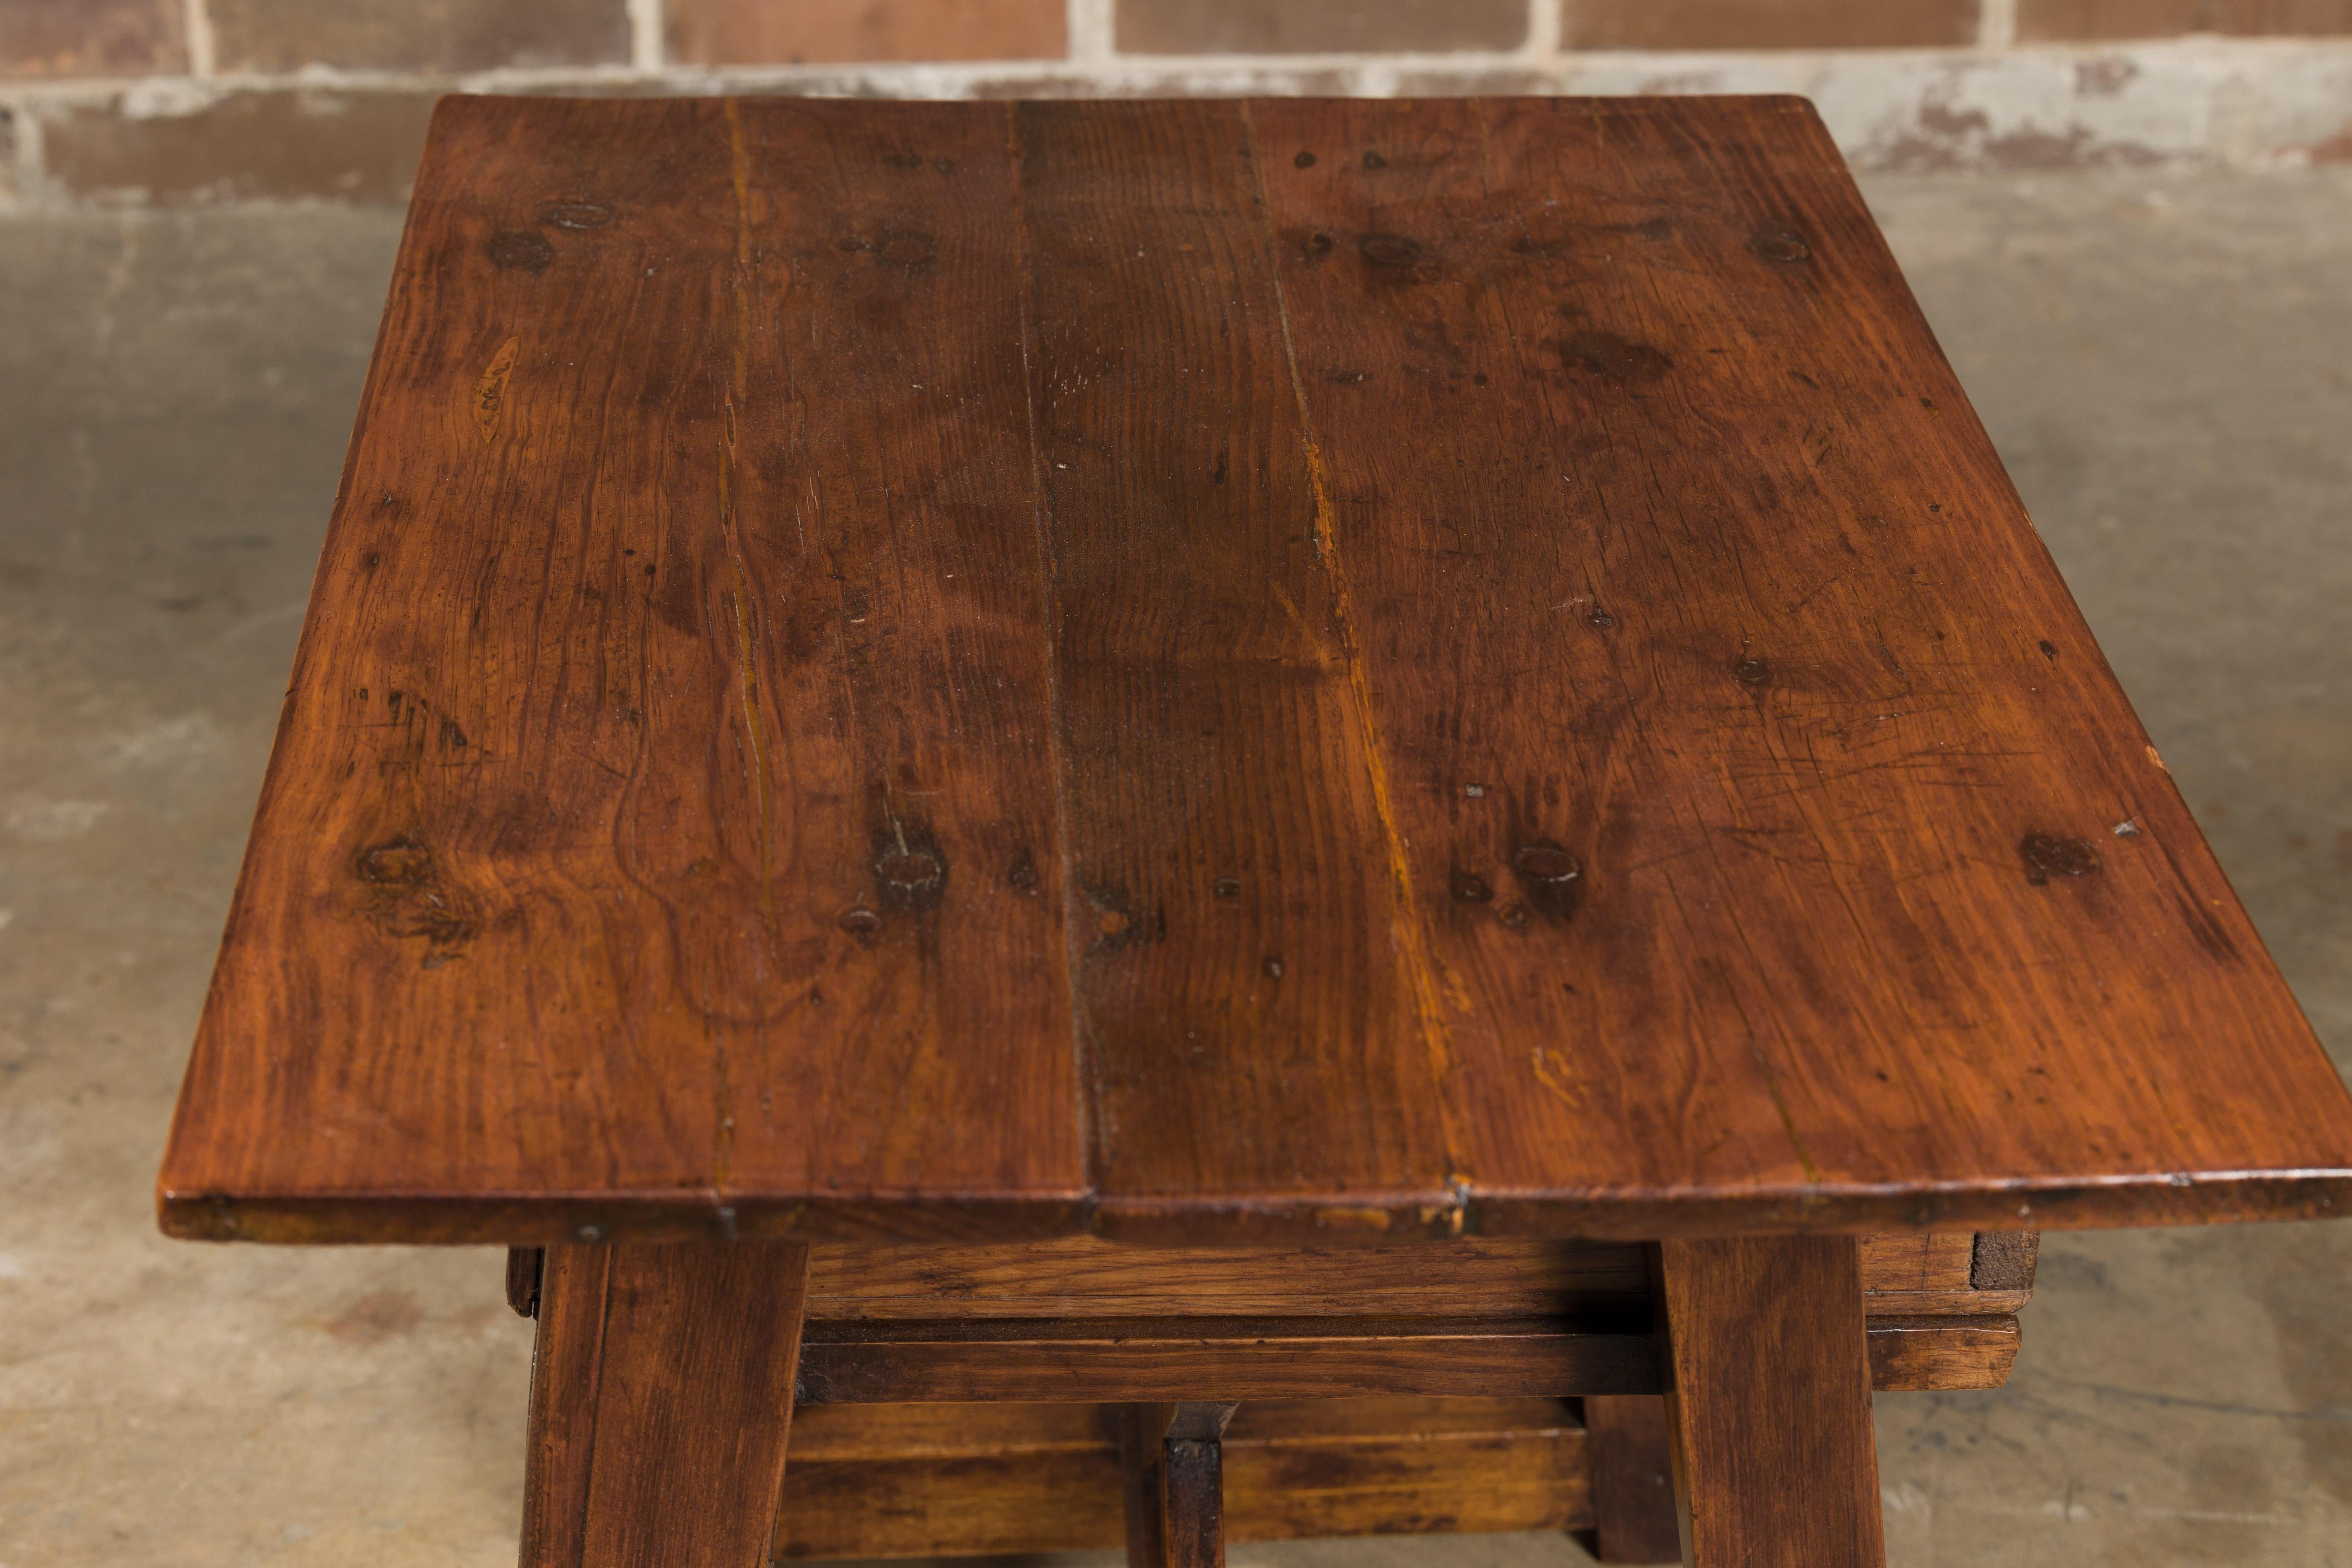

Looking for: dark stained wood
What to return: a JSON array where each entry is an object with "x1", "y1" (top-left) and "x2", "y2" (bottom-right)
[
  {"x1": 1239, "y1": 95, "x2": 2352, "y2": 1240},
  {"x1": 802, "y1": 1233, "x2": 2001, "y2": 1317},
  {"x1": 1585, "y1": 1395, "x2": 1684, "y2": 1564},
  {"x1": 780, "y1": 1434, "x2": 1127, "y2": 1559},
  {"x1": 506, "y1": 1245, "x2": 543, "y2": 1319},
  {"x1": 1868, "y1": 1313, "x2": 2021, "y2": 1390},
  {"x1": 775, "y1": 1397, "x2": 1595, "y2": 1558},
  {"x1": 804, "y1": 1236, "x2": 1648, "y2": 1318},
  {"x1": 521, "y1": 1241, "x2": 810, "y2": 1568},
  {"x1": 1014, "y1": 98, "x2": 1453, "y2": 1223},
  {"x1": 792, "y1": 1309, "x2": 2013, "y2": 1402},
  {"x1": 1971, "y1": 1230, "x2": 2041, "y2": 1290},
  {"x1": 1661, "y1": 1236, "x2": 1884, "y2": 1568},
  {"x1": 1222, "y1": 1395, "x2": 1593, "y2": 1540},
  {"x1": 1121, "y1": 1403, "x2": 1237, "y2": 1568},
  {"x1": 1864, "y1": 1231, "x2": 2030, "y2": 1314},
  {"x1": 159, "y1": 95, "x2": 1083, "y2": 1245},
  {"x1": 1859, "y1": 1233, "x2": 1973, "y2": 1291},
  {"x1": 1161, "y1": 1432, "x2": 1228, "y2": 1567},
  {"x1": 162, "y1": 95, "x2": 2352, "y2": 1248},
  {"x1": 798, "y1": 1315, "x2": 1660, "y2": 1403},
  {"x1": 1121, "y1": 1403, "x2": 1180, "y2": 1567}
]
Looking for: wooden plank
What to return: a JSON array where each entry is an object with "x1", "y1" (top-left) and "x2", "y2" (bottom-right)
[
  {"x1": 161, "y1": 95, "x2": 2352, "y2": 1245},
  {"x1": 1864, "y1": 1289, "x2": 2030, "y2": 1317},
  {"x1": 521, "y1": 1241, "x2": 810, "y2": 1568},
  {"x1": 1222, "y1": 1401, "x2": 1592, "y2": 1541},
  {"x1": 1864, "y1": 1231, "x2": 2027, "y2": 1315},
  {"x1": 1122, "y1": 1403, "x2": 1236, "y2": 1568},
  {"x1": 796, "y1": 1315, "x2": 1662, "y2": 1403},
  {"x1": 800, "y1": 1234, "x2": 2033, "y2": 1361},
  {"x1": 1585, "y1": 1395, "x2": 1684, "y2": 1564},
  {"x1": 1226, "y1": 1394, "x2": 1583, "y2": 1444},
  {"x1": 1868, "y1": 1313, "x2": 2020, "y2": 1391},
  {"x1": 779, "y1": 1445, "x2": 1126, "y2": 1559},
  {"x1": 784, "y1": 1399, "x2": 1116, "y2": 1463},
  {"x1": 804, "y1": 1236, "x2": 1648, "y2": 1318},
  {"x1": 159, "y1": 95, "x2": 1084, "y2": 1244},
  {"x1": 1121, "y1": 1403, "x2": 1180, "y2": 1567},
  {"x1": 506, "y1": 1245, "x2": 544, "y2": 1319},
  {"x1": 1162, "y1": 1433, "x2": 1227, "y2": 1567},
  {"x1": 1247, "y1": 94, "x2": 2352, "y2": 1235},
  {"x1": 1857, "y1": 1233, "x2": 1974, "y2": 1292},
  {"x1": 800, "y1": 1233, "x2": 2007, "y2": 1318},
  {"x1": 1014, "y1": 99, "x2": 1454, "y2": 1225},
  {"x1": 1660, "y1": 1235, "x2": 1884, "y2": 1568},
  {"x1": 793, "y1": 1310, "x2": 2014, "y2": 1403},
  {"x1": 775, "y1": 1396, "x2": 1595, "y2": 1558}
]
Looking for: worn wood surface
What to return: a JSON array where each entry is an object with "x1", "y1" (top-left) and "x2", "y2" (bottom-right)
[
  {"x1": 1868, "y1": 1313, "x2": 2021, "y2": 1390},
  {"x1": 1585, "y1": 1394, "x2": 1684, "y2": 1564},
  {"x1": 1662, "y1": 1236, "x2": 1884, "y2": 1568},
  {"x1": 520, "y1": 1241, "x2": 809, "y2": 1568},
  {"x1": 795, "y1": 1310, "x2": 2012, "y2": 1402},
  {"x1": 775, "y1": 1397, "x2": 1593, "y2": 1558},
  {"x1": 805, "y1": 1236, "x2": 1649, "y2": 1317},
  {"x1": 506, "y1": 1244, "x2": 543, "y2": 1318},
  {"x1": 1121, "y1": 1403, "x2": 1237, "y2": 1568},
  {"x1": 799, "y1": 1233, "x2": 1988, "y2": 1316},
  {"x1": 797, "y1": 1314, "x2": 1660, "y2": 1403},
  {"x1": 161, "y1": 94, "x2": 2352, "y2": 1245}
]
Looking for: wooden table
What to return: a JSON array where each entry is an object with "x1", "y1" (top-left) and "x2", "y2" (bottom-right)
[{"x1": 159, "y1": 94, "x2": 2352, "y2": 1567}]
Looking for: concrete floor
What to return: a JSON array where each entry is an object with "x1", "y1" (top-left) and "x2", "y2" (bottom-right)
[{"x1": 2, "y1": 169, "x2": 2349, "y2": 1567}]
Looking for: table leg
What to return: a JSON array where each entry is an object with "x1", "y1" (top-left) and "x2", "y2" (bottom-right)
[
  {"x1": 519, "y1": 1241, "x2": 812, "y2": 1568},
  {"x1": 1583, "y1": 1395, "x2": 1683, "y2": 1563},
  {"x1": 1658, "y1": 1236, "x2": 1885, "y2": 1568},
  {"x1": 1119, "y1": 1402, "x2": 1238, "y2": 1567}
]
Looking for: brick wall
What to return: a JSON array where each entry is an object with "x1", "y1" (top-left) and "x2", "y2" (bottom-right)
[{"x1": 4, "y1": 0, "x2": 2350, "y2": 204}]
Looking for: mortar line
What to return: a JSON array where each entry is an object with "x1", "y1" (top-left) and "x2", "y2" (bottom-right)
[
  {"x1": 1978, "y1": 0, "x2": 2019, "y2": 51},
  {"x1": 1526, "y1": 0, "x2": 1562, "y2": 62},
  {"x1": 183, "y1": 0, "x2": 215, "y2": 77},
  {"x1": 627, "y1": 0, "x2": 663, "y2": 74},
  {"x1": 1067, "y1": 0, "x2": 1115, "y2": 63}
]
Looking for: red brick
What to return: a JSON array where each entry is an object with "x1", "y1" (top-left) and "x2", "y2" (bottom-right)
[
  {"x1": 0, "y1": 0, "x2": 184, "y2": 79},
  {"x1": 208, "y1": 0, "x2": 629, "y2": 73},
  {"x1": 2019, "y1": 0, "x2": 2352, "y2": 36},
  {"x1": 1118, "y1": 0, "x2": 1528, "y2": 53},
  {"x1": 1566, "y1": 0, "x2": 1979, "y2": 49},
  {"x1": 668, "y1": 0, "x2": 1066, "y2": 63},
  {"x1": 41, "y1": 90, "x2": 439, "y2": 203}
]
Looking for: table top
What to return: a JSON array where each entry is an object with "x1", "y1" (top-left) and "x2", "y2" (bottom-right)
[{"x1": 160, "y1": 94, "x2": 2352, "y2": 1247}]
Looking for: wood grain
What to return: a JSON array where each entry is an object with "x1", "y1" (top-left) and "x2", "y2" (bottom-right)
[
  {"x1": 160, "y1": 95, "x2": 1083, "y2": 1245},
  {"x1": 804, "y1": 1236, "x2": 1648, "y2": 1318},
  {"x1": 521, "y1": 1241, "x2": 810, "y2": 1568},
  {"x1": 1015, "y1": 98, "x2": 1453, "y2": 1218},
  {"x1": 161, "y1": 94, "x2": 2352, "y2": 1244},
  {"x1": 774, "y1": 1397, "x2": 1594, "y2": 1558},
  {"x1": 1243, "y1": 93, "x2": 2352, "y2": 1240},
  {"x1": 506, "y1": 1245, "x2": 543, "y2": 1319},
  {"x1": 794, "y1": 1310, "x2": 2014, "y2": 1401},
  {"x1": 797, "y1": 1233, "x2": 2007, "y2": 1317},
  {"x1": 798, "y1": 1314, "x2": 1661, "y2": 1403},
  {"x1": 1121, "y1": 1403, "x2": 1236, "y2": 1568},
  {"x1": 1867, "y1": 1313, "x2": 2021, "y2": 1390},
  {"x1": 1585, "y1": 1394, "x2": 1684, "y2": 1564},
  {"x1": 1661, "y1": 1236, "x2": 1883, "y2": 1568}
]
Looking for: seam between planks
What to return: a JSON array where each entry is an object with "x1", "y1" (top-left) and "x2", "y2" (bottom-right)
[
  {"x1": 1005, "y1": 102, "x2": 1105, "y2": 1219},
  {"x1": 1237, "y1": 100, "x2": 1468, "y2": 1207}
]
